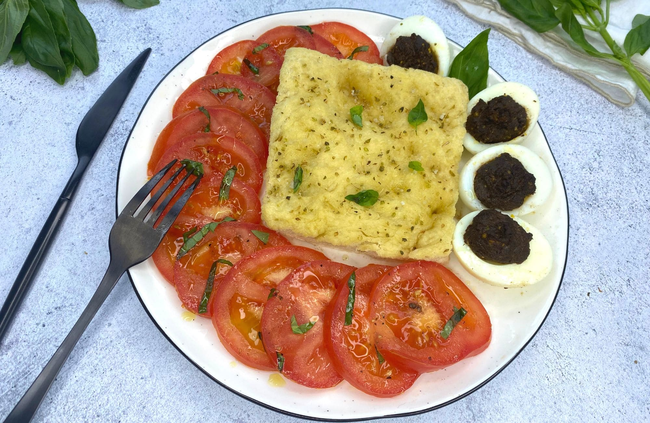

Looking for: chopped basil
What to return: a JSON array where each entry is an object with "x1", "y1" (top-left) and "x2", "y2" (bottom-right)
[
  {"x1": 198, "y1": 106, "x2": 211, "y2": 132},
  {"x1": 243, "y1": 58, "x2": 259, "y2": 75},
  {"x1": 251, "y1": 230, "x2": 269, "y2": 244},
  {"x1": 267, "y1": 288, "x2": 278, "y2": 300},
  {"x1": 345, "y1": 189, "x2": 379, "y2": 207},
  {"x1": 198, "y1": 261, "x2": 218, "y2": 314},
  {"x1": 291, "y1": 315, "x2": 316, "y2": 334},
  {"x1": 182, "y1": 226, "x2": 198, "y2": 243},
  {"x1": 293, "y1": 166, "x2": 303, "y2": 192},
  {"x1": 408, "y1": 99, "x2": 428, "y2": 133},
  {"x1": 350, "y1": 105, "x2": 363, "y2": 127},
  {"x1": 344, "y1": 272, "x2": 356, "y2": 326},
  {"x1": 375, "y1": 345, "x2": 385, "y2": 364},
  {"x1": 216, "y1": 258, "x2": 233, "y2": 266},
  {"x1": 297, "y1": 25, "x2": 313, "y2": 34},
  {"x1": 276, "y1": 352, "x2": 285, "y2": 372},
  {"x1": 219, "y1": 166, "x2": 238, "y2": 201},
  {"x1": 440, "y1": 307, "x2": 467, "y2": 339},
  {"x1": 210, "y1": 87, "x2": 244, "y2": 100},
  {"x1": 348, "y1": 45, "x2": 369, "y2": 59},
  {"x1": 180, "y1": 159, "x2": 204, "y2": 177},
  {"x1": 252, "y1": 43, "x2": 269, "y2": 54},
  {"x1": 409, "y1": 161, "x2": 424, "y2": 172},
  {"x1": 177, "y1": 218, "x2": 234, "y2": 259}
]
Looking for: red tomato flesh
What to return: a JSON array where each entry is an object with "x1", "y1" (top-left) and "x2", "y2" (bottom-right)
[
  {"x1": 256, "y1": 26, "x2": 316, "y2": 57},
  {"x1": 368, "y1": 261, "x2": 492, "y2": 373},
  {"x1": 206, "y1": 40, "x2": 258, "y2": 75},
  {"x1": 325, "y1": 265, "x2": 420, "y2": 397},
  {"x1": 212, "y1": 246, "x2": 329, "y2": 370},
  {"x1": 240, "y1": 44, "x2": 284, "y2": 94},
  {"x1": 311, "y1": 22, "x2": 382, "y2": 64},
  {"x1": 261, "y1": 260, "x2": 355, "y2": 388},
  {"x1": 312, "y1": 33, "x2": 344, "y2": 58}
]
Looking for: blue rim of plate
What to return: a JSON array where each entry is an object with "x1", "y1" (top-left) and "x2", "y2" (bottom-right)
[{"x1": 115, "y1": 7, "x2": 569, "y2": 422}]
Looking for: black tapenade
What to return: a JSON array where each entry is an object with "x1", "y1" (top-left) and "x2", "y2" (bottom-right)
[
  {"x1": 474, "y1": 153, "x2": 536, "y2": 210},
  {"x1": 466, "y1": 95, "x2": 528, "y2": 144},
  {"x1": 464, "y1": 209, "x2": 532, "y2": 264},
  {"x1": 386, "y1": 33, "x2": 438, "y2": 74}
]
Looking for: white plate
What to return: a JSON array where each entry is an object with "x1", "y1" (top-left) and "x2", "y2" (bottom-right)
[{"x1": 116, "y1": 8, "x2": 568, "y2": 421}]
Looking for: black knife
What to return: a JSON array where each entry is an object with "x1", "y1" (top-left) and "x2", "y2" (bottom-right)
[{"x1": 0, "y1": 48, "x2": 152, "y2": 344}]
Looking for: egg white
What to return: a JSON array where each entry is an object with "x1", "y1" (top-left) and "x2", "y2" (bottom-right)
[
  {"x1": 464, "y1": 82, "x2": 540, "y2": 154},
  {"x1": 453, "y1": 211, "x2": 553, "y2": 287},
  {"x1": 459, "y1": 145, "x2": 552, "y2": 216},
  {"x1": 380, "y1": 15, "x2": 451, "y2": 76}
]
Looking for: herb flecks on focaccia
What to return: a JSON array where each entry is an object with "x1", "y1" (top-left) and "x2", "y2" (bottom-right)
[{"x1": 262, "y1": 48, "x2": 468, "y2": 262}]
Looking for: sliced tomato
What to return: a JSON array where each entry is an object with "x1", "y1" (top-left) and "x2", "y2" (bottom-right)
[
  {"x1": 172, "y1": 74, "x2": 276, "y2": 137},
  {"x1": 240, "y1": 44, "x2": 284, "y2": 94},
  {"x1": 325, "y1": 265, "x2": 420, "y2": 397},
  {"x1": 313, "y1": 33, "x2": 343, "y2": 58},
  {"x1": 261, "y1": 260, "x2": 354, "y2": 388},
  {"x1": 147, "y1": 106, "x2": 267, "y2": 177},
  {"x1": 174, "y1": 222, "x2": 290, "y2": 317},
  {"x1": 311, "y1": 22, "x2": 382, "y2": 64},
  {"x1": 206, "y1": 40, "x2": 258, "y2": 75},
  {"x1": 212, "y1": 246, "x2": 329, "y2": 370},
  {"x1": 368, "y1": 261, "x2": 492, "y2": 373},
  {"x1": 256, "y1": 26, "x2": 316, "y2": 57},
  {"x1": 153, "y1": 133, "x2": 264, "y2": 192}
]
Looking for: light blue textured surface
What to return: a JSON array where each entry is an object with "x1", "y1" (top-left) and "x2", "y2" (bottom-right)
[{"x1": 1, "y1": 1, "x2": 649, "y2": 422}]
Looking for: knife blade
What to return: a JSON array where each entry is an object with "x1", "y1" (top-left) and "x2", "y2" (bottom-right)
[{"x1": 0, "y1": 48, "x2": 152, "y2": 343}]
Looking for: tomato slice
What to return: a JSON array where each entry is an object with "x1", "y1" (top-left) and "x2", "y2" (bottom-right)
[
  {"x1": 206, "y1": 40, "x2": 258, "y2": 75},
  {"x1": 256, "y1": 26, "x2": 316, "y2": 57},
  {"x1": 153, "y1": 133, "x2": 264, "y2": 192},
  {"x1": 147, "y1": 106, "x2": 267, "y2": 177},
  {"x1": 325, "y1": 265, "x2": 420, "y2": 397},
  {"x1": 368, "y1": 261, "x2": 492, "y2": 373},
  {"x1": 240, "y1": 44, "x2": 284, "y2": 94},
  {"x1": 261, "y1": 260, "x2": 354, "y2": 388},
  {"x1": 212, "y1": 246, "x2": 329, "y2": 370},
  {"x1": 172, "y1": 74, "x2": 276, "y2": 137},
  {"x1": 311, "y1": 22, "x2": 382, "y2": 64},
  {"x1": 312, "y1": 33, "x2": 343, "y2": 58},
  {"x1": 174, "y1": 222, "x2": 290, "y2": 317}
]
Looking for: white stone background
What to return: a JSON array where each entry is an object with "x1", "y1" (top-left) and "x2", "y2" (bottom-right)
[{"x1": 0, "y1": 1, "x2": 648, "y2": 422}]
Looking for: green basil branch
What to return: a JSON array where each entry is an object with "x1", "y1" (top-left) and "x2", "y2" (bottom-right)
[
  {"x1": 498, "y1": 0, "x2": 650, "y2": 102},
  {"x1": 0, "y1": 0, "x2": 158, "y2": 84}
]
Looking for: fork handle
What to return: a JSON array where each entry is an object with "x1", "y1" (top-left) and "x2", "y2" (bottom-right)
[{"x1": 4, "y1": 260, "x2": 125, "y2": 423}]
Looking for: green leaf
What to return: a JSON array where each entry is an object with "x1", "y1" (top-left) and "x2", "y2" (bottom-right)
[
  {"x1": 182, "y1": 226, "x2": 198, "y2": 243},
  {"x1": 347, "y1": 45, "x2": 368, "y2": 59},
  {"x1": 408, "y1": 161, "x2": 424, "y2": 172},
  {"x1": 350, "y1": 105, "x2": 363, "y2": 127},
  {"x1": 9, "y1": 37, "x2": 26, "y2": 65},
  {"x1": 180, "y1": 159, "x2": 204, "y2": 177},
  {"x1": 211, "y1": 87, "x2": 245, "y2": 100},
  {"x1": 407, "y1": 99, "x2": 428, "y2": 132},
  {"x1": 219, "y1": 166, "x2": 238, "y2": 201},
  {"x1": 0, "y1": 0, "x2": 29, "y2": 64},
  {"x1": 345, "y1": 189, "x2": 379, "y2": 207},
  {"x1": 267, "y1": 288, "x2": 278, "y2": 300},
  {"x1": 291, "y1": 315, "x2": 316, "y2": 334},
  {"x1": 276, "y1": 352, "x2": 284, "y2": 372},
  {"x1": 375, "y1": 345, "x2": 385, "y2": 365},
  {"x1": 61, "y1": 0, "x2": 98, "y2": 75},
  {"x1": 448, "y1": 29, "x2": 491, "y2": 99},
  {"x1": 198, "y1": 106, "x2": 211, "y2": 132},
  {"x1": 625, "y1": 14, "x2": 650, "y2": 57},
  {"x1": 579, "y1": 0, "x2": 601, "y2": 9},
  {"x1": 43, "y1": 0, "x2": 74, "y2": 78},
  {"x1": 297, "y1": 25, "x2": 312, "y2": 34},
  {"x1": 440, "y1": 307, "x2": 467, "y2": 339},
  {"x1": 251, "y1": 230, "x2": 269, "y2": 244},
  {"x1": 119, "y1": 0, "x2": 160, "y2": 9},
  {"x1": 555, "y1": 3, "x2": 605, "y2": 58},
  {"x1": 292, "y1": 165, "x2": 303, "y2": 193},
  {"x1": 198, "y1": 261, "x2": 218, "y2": 314},
  {"x1": 497, "y1": 0, "x2": 560, "y2": 33},
  {"x1": 252, "y1": 43, "x2": 269, "y2": 54},
  {"x1": 344, "y1": 272, "x2": 356, "y2": 326},
  {"x1": 216, "y1": 258, "x2": 233, "y2": 267},
  {"x1": 177, "y1": 219, "x2": 233, "y2": 259},
  {"x1": 243, "y1": 57, "x2": 259, "y2": 75},
  {"x1": 22, "y1": 0, "x2": 67, "y2": 84}
]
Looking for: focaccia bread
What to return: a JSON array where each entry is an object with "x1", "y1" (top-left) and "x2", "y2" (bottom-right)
[{"x1": 262, "y1": 48, "x2": 468, "y2": 262}]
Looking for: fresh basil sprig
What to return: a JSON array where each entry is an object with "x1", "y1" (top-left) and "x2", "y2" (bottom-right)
[
  {"x1": 211, "y1": 87, "x2": 245, "y2": 100},
  {"x1": 448, "y1": 29, "x2": 490, "y2": 99},
  {"x1": 345, "y1": 189, "x2": 379, "y2": 207},
  {"x1": 198, "y1": 260, "x2": 218, "y2": 314},
  {"x1": 297, "y1": 25, "x2": 313, "y2": 34},
  {"x1": 293, "y1": 165, "x2": 303, "y2": 192},
  {"x1": 375, "y1": 345, "x2": 385, "y2": 365},
  {"x1": 348, "y1": 45, "x2": 369, "y2": 59},
  {"x1": 291, "y1": 315, "x2": 316, "y2": 334},
  {"x1": 180, "y1": 159, "x2": 204, "y2": 177},
  {"x1": 408, "y1": 161, "x2": 424, "y2": 172},
  {"x1": 407, "y1": 99, "x2": 428, "y2": 133},
  {"x1": 219, "y1": 166, "x2": 238, "y2": 201},
  {"x1": 440, "y1": 307, "x2": 467, "y2": 340},
  {"x1": 252, "y1": 43, "x2": 269, "y2": 54},
  {"x1": 350, "y1": 105, "x2": 363, "y2": 127},
  {"x1": 498, "y1": 0, "x2": 650, "y2": 102},
  {"x1": 344, "y1": 272, "x2": 356, "y2": 326},
  {"x1": 243, "y1": 58, "x2": 259, "y2": 75},
  {"x1": 177, "y1": 217, "x2": 235, "y2": 259},
  {"x1": 198, "y1": 106, "x2": 211, "y2": 132},
  {"x1": 251, "y1": 229, "x2": 269, "y2": 244}
]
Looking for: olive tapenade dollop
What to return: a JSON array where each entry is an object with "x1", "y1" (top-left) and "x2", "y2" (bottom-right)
[
  {"x1": 464, "y1": 209, "x2": 532, "y2": 264},
  {"x1": 386, "y1": 33, "x2": 438, "y2": 74},
  {"x1": 466, "y1": 95, "x2": 528, "y2": 144},
  {"x1": 474, "y1": 153, "x2": 536, "y2": 210}
]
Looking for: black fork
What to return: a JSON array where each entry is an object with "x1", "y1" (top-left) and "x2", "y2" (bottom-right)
[{"x1": 4, "y1": 160, "x2": 201, "y2": 423}]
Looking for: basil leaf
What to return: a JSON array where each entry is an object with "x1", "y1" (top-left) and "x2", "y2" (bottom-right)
[
  {"x1": 119, "y1": 0, "x2": 160, "y2": 9},
  {"x1": 291, "y1": 315, "x2": 316, "y2": 334},
  {"x1": 344, "y1": 272, "x2": 356, "y2": 326},
  {"x1": 0, "y1": 0, "x2": 29, "y2": 64},
  {"x1": 555, "y1": 4, "x2": 606, "y2": 58},
  {"x1": 347, "y1": 45, "x2": 369, "y2": 59},
  {"x1": 408, "y1": 99, "x2": 428, "y2": 132},
  {"x1": 350, "y1": 105, "x2": 363, "y2": 127},
  {"x1": 409, "y1": 161, "x2": 424, "y2": 172},
  {"x1": 198, "y1": 261, "x2": 218, "y2": 314},
  {"x1": 252, "y1": 43, "x2": 269, "y2": 54},
  {"x1": 293, "y1": 165, "x2": 303, "y2": 193},
  {"x1": 276, "y1": 352, "x2": 284, "y2": 372},
  {"x1": 375, "y1": 345, "x2": 385, "y2": 365},
  {"x1": 61, "y1": 0, "x2": 98, "y2": 76},
  {"x1": 243, "y1": 57, "x2": 259, "y2": 75},
  {"x1": 497, "y1": 0, "x2": 560, "y2": 33},
  {"x1": 211, "y1": 87, "x2": 245, "y2": 100},
  {"x1": 182, "y1": 226, "x2": 198, "y2": 243},
  {"x1": 345, "y1": 189, "x2": 379, "y2": 207},
  {"x1": 216, "y1": 258, "x2": 233, "y2": 266},
  {"x1": 43, "y1": 0, "x2": 74, "y2": 78},
  {"x1": 625, "y1": 14, "x2": 650, "y2": 57},
  {"x1": 180, "y1": 159, "x2": 204, "y2": 177},
  {"x1": 297, "y1": 25, "x2": 313, "y2": 34},
  {"x1": 177, "y1": 220, "x2": 233, "y2": 259},
  {"x1": 9, "y1": 38, "x2": 26, "y2": 65},
  {"x1": 219, "y1": 166, "x2": 238, "y2": 201},
  {"x1": 440, "y1": 307, "x2": 467, "y2": 339},
  {"x1": 22, "y1": 0, "x2": 67, "y2": 84},
  {"x1": 267, "y1": 288, "x2": 278, "y2": 300},
  {"x1": 448, "y1": 29, "x2": 490, "y2": 99},
  {"x1": 198, "y1": 106, "x2": 211, "y2": 132},
  {"x1": 251, "y1": 230, "x2": 269, "y2": 244}
]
